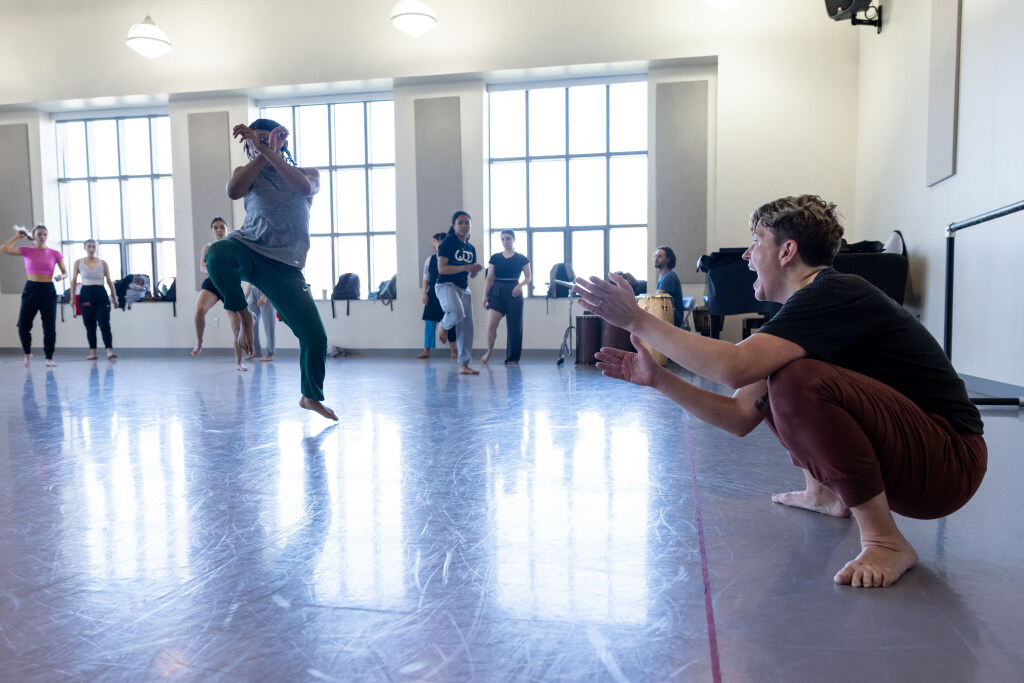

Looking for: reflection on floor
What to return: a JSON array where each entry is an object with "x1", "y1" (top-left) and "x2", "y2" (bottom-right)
[{"x1": 1, "y1": 354, "x2": 1022, "y2": 681}]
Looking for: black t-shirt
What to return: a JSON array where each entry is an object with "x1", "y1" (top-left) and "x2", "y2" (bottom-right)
[
  {"x1": 488, "y1": 252, "x2": 530, "y2": 280},
  {"x1": 436, "y1": 233, "x2": 477, "y2": 289},
  {"x1": 757, "y1": 268, "x2": 983, "y2": 434}
]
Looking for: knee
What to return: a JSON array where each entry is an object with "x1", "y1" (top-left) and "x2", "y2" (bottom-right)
[
  {"x1": 767, "y1": 359, "x2": 832, "y2": 418},
  {"x1": 204, "y1": 240, "x2": 231, "y2": 273}
]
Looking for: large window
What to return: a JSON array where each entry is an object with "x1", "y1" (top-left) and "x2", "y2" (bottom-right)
[
  {"x1": 260, "y1": 99, "x2": 396, "y2": 299},
  {"x1": 56, "y1": 116, "x2": 175, "y2": 290},
  {"x1": 488, "y1": 80, "x2": 649, "y2": 296}
]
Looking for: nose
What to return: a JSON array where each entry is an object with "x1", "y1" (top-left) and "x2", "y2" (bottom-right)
[{"x1": 742, "y1": 245, "x2": 752, "y2": 260}]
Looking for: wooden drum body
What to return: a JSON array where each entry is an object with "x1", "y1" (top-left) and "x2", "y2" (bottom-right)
[
  {"x1": 576, "y1": 315, "x2": 603, "y2": 365},
  {"x1": 635, "y1": 293, "x2": 674, "y2": 365}
]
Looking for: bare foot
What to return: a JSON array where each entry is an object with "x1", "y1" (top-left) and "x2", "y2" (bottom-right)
[
  {"x1": 106, "y1": 350, "x2": 117, "y2": 359},
  {"x1": 416, "y1": 349, "x2": 430, "y2": 359},
  {"x1": 506, "y1": 361, "x2": 518, "y2": 366},
  {"x1": 261, "y1": 355, "x2": 273, "y2": 362},
  {"x1": 191, "y1": 342, "x2": 203, "y2": 357},
  {"x1": 481, "y1": 351, "x2": 492, "y2": 364},
  {"x1": 23, "y1": 354, "x2": 31, "y2": 367},
  {"x1": 299, "y1": 396, "x2": 338, "y2": 421},
  {"x1": 237, "y1": 364, "x2": 248, "y2": 372},
  {"x1": 45, "y1": 359, "x2": 57, "y2": 368},
  {"x1": 459, "y1": 364, "x2": 479, "y2": 375},
  {"x1": 231, "y1": 309, "x2": 254, "y2": 356},
  {"x1": 834, "y1": 537, "x2": 918, "y2": 588},
  {"x1": 772, "y1": 488, "x2": 851, "y2": 517},
  {"x1": 245, "y1": 352, "x2": 259, "y2": 361},
  {"x1": 85, "y1": 352, "x2": 99, "y2": 360}
]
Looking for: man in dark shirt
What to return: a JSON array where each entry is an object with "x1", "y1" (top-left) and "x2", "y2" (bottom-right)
[
  {"x1": 654, "y1": 246, "x2": 684, "y2": 326},
  {"x1": 574, "y1": 194, "x2": 986, "y2": 588}
]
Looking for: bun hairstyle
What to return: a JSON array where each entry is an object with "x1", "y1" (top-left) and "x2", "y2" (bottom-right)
[{"x1": 246, "y1": 118, "x2": 297, "y2": 166}]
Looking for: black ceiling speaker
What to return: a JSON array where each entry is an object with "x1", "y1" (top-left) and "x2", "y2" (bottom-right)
[
  {"x1": 825, "y1": 0, "x2": 882, "y2": 33},
  {"x1": 825, "y1": 0, "x2": 872, "y2": 20}
]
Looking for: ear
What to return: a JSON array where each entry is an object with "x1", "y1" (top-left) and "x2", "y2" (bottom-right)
[{"x1": 777, "y1": 238, "x2": 800, "y2": 266}]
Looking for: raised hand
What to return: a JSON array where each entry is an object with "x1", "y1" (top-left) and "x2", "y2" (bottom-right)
[
  {"x1": 267, "y1": 126, "x2": 289, "y2": 153},
  {"x1": 594, "y1": 334, "x2": 663, "y2": 388},
  {"x1": 573, "y1": 272, "x2": 641, "y2": 330}
]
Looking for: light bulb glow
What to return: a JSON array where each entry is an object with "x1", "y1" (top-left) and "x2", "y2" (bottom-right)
[
  {"x1": 391, "y1": 0, "x2": 437, "y2": 37},
  {"x1": 126, "y1": 15, "x2": 172, "y2": 59}
]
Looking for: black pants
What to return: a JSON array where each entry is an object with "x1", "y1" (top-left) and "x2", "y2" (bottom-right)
[
  {"x1": 488, "y1": 280, "x2": 524, "y2": 363},
  {"x1": 18, "y1": 281, "x2": 57, "y2": 359},
  {"x1": 80, "y1": 285, "x2": 113, "y2": 350}
]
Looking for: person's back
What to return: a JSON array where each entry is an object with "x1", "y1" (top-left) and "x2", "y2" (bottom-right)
[{"x1": 756, "y1": 268, "x2": 981, "y2": 434}]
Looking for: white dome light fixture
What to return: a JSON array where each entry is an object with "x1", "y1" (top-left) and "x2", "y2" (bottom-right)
[
  {"x1": 391, "y1": 0, "x2": 437, "y2": 37},
  {"x1": 126, "y1": 15, "x2": 173, "y2": 59}
]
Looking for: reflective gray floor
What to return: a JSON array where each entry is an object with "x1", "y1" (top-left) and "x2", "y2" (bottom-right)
[{"x1": 1, "y1": 353, "x2": 1022, "y2": 682}]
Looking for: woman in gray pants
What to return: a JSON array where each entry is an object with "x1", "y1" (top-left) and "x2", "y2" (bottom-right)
[{"x1": 435, "y1": 211, "x2": 483, "y2": 375}]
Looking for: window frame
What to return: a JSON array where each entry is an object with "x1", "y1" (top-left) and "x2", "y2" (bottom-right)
[
  {"x1": 259, "y1": 94, "x2": 396, "y2": 299},
  {"x1": 54, "y1": 113, "x2": 175, "y2": 291},
  {"x1": 487, "y1": 76, "x2": 649, "y2": 297}
]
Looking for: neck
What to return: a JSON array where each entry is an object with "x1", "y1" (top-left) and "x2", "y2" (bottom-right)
[
  {"x1": 779, "y1": 265, "x2": 829, "y2": 302},
  {"x1": 657, "y1": 265, "x2": 668, "y2": 276}
]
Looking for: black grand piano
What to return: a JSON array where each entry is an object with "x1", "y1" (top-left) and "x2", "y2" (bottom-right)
[{"x1": 696, "y1": 247, "x2": 909, "y2": 339}]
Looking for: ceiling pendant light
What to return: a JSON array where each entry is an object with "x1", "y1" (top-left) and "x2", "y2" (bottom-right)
[
  {"x1": 126, "y1": 15, "x2": 173, "y2": 59},
  {"x1": 391, "y1": 0, "x2": 437, "y2": 37}
]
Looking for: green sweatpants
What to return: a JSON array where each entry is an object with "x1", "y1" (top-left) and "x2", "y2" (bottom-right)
[{"x1": 205, "y1": 238, "x2": 327, "y2": 401}]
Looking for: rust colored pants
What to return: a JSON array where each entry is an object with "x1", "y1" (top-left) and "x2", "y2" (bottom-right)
[{"x1": 762, "y1": 359, "x2": 987, "y2": 519}]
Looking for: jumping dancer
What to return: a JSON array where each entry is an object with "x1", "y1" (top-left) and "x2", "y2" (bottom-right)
[{"x1": 206, "y1": 119, "x2": 336, "y2": 419}]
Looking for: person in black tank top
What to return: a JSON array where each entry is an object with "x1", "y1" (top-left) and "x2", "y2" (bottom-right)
[{"x1": 481, "y1": 230, "x2": 532, "y2": 365}]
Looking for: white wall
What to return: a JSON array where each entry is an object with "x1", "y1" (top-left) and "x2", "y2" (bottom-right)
[
  {"x1": 0, "y1": 0, "x2": 868, "y2": 355},
  {"x1": 855, "y1": 0, "x2": 1024, "y2": 387}
]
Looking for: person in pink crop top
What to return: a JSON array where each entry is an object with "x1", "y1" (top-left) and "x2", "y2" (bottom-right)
[{"x1": 2, "y1": 224, "x2": 67, "y2": 366}]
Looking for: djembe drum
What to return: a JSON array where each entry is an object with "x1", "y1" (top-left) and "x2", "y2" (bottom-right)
[
  {"x1": 635, "y1": 293, "x2": 674, "y2": 365},
  {"x1": 576, "y1": 314, "x2": 603, "y2": 365}
]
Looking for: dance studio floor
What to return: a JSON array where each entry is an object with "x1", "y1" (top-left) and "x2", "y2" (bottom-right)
[{"x1": 1, "y1": 353, "x2": 1022, "y2": 681}]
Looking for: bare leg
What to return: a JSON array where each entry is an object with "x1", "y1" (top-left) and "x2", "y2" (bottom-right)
[
  {"x1": 772, "y1": 468, "x2": 851, "y2": 517},
  {"x1": 228, "y1": 308, "x2": 254, "y2": 357},
  {"x1": 835, "y1": 491, "x2": 918, "y2": 587},
  {"x1": 481, "y1": 309, "x2": 502, "y2": 364},
  {"x1": 299, "y1": 396, "x2": 338, "y2": 421},
  {"x1": 85, "y1": 349, "x2": 98, "y2": 360},
  {"x1": 192, "y1": 291, "x2": 219, "y2": 357},
  {"x1": 229, "y1": 312, "x2": 249, "y2": 372}
]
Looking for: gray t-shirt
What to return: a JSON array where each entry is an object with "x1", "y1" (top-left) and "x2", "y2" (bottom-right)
[{"x1": 229, "y1": 167, "x2": 313, "y2": 269}]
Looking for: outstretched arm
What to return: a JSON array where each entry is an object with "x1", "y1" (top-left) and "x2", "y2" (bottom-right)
[
  {"x1": 576, "y1": 273, "x2": 806, "y2": 388},
  {"x1": 595, "y1": 337, "x2": 767, "y2": 436}
]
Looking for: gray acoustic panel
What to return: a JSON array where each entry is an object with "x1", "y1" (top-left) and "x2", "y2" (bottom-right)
[
  {"x1": 926, "y1": 0, "x2": 962, "y2": 186},
  {"x1": 188, "y1": 112, "x2": 234, "y2": 289},
  {"x1": 656, "y1": 81, "x2": 709, "y2": 285},
  {"x1": 414, "y1": 97, "x2": 463, "y2": 273},
  {"x1": 0, "y1": 124, "x2": 34, "y2": 294}
]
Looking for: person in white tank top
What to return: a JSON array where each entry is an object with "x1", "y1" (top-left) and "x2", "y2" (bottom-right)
[{"x1": 70, "y1": 239, "x2": 118, "y2": 360}]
